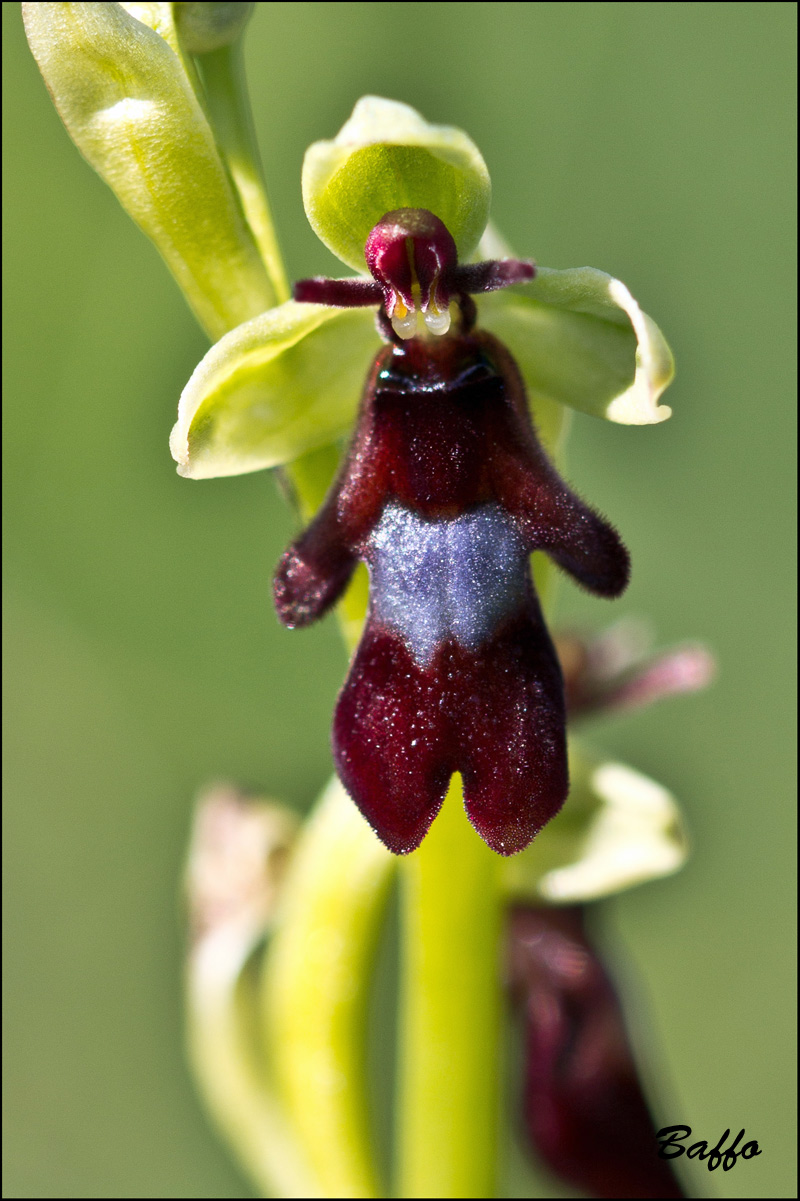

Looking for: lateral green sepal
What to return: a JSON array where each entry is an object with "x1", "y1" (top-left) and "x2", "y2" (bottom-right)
[
  {"x1": 479, "y1": 266, "x2": 674, "y2": 425},
  {"x1": 171, "y1": 302, "x2": 380, "y2": 478}
]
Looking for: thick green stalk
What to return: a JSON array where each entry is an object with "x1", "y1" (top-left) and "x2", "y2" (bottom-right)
[
  {"x1": 187, "y1": 40, "x2": 353, "y2": 615},
  {"x1": 189, "y1": 45, "x2": 370, "y2": 632},
  {"x1": 394, "y1": 399, "x2": 569, "y2": 1200},
  {"x1": 396, "y1": 777, "x2": 503, "y2": 1198},
  {"x1": 262, "y1": 448, "x2": 388, "y2": 1198},
  {"x1": 194, "y1": 39, "x2": 290, "y2": 306},
  {"x1": 185, "y1": 52, "x2": 393, "y2": 1196}
]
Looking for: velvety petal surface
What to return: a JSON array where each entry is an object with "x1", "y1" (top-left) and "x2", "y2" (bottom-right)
[{"x1": 171, "y1": 302, "x2": 380, "y2": 478}]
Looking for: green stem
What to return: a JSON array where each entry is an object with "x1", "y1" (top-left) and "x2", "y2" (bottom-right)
[
  {"x1": 177, "y1": 59, "x2": 576, "y2": 1184},
  {"x1": 195, "y1": 40, "x2": 290, "y2": 307},
  {"x1": 276, "y1": 375, "x2": 571, "y2": 1201},
  {"x1": 394, "y1": 398, "x2": 569, "y2": 1200},
  {"x1": 397, "y1": 776, "x2": 502, "y2": 1197},
  {"x1": 183, "y1": 54, "x2": 390, "y2": 1192}
]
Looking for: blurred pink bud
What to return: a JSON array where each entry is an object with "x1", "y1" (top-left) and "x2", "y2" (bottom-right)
[{"x1": 556, "y1": 621, "x2": 715, "y2": 719}]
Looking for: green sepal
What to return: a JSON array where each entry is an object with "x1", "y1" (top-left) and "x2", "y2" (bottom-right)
[
  {"x1": 170, "y1": 302, "x2": 380, "y2": 478},
  {"x1": 23, "y1": 1, "x2": 277, "y2": 340},
  {"x1": 502, "y1": 741, "x2": 688, "y2": 903},
  {"x1": 302, "y1": 96, "x2": 492, "y2": 273},
  {"x1": 479, "y1": 266, "x2": 674, "y2": 425}
]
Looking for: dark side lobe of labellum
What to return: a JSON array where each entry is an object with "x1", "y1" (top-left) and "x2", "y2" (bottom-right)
[
  {"x1": 275, "y1": 209, "x2": 629, "y2": 855},
  {"x1": 508, "y1": 907, "x2": 685, "y2": 1199}
]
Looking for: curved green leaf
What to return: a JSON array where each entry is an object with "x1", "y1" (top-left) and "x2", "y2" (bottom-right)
[
  {"x1": 303, "y1": 96, "x2": 491, "y2": 272},
  {"x1": 479, "y1": 266, "x2": 674, "y2": 425},
  {"x1": 171, "y1": 302, "x2": 380, "y2": 478}
]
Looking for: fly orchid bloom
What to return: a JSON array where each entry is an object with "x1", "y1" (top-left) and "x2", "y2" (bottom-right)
[
  {"x1": 24, "y1": 7, "x2": 702, "y2": 1193},
  {"x1": 166, "y1": 93, "x2": 671, "y2": 858},
  {"x1": 169, "y1": 95, "x2": 673, "y2": 485},
  {"x1": 75, "y1": 90, "x2": 662, "y2": 857},
  {"x1": 277, "y1": 202, "x2": 630, "y2": 855}
]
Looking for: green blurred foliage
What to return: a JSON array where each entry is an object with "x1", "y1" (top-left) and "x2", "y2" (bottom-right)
[{"x1": 3, "y1": 2, "x2": 796, "y2": 1197}]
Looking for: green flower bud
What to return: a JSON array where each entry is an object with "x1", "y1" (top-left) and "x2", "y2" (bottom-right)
[{"x1": 23, "y1": 1, "x2": 278, "y2": 339}]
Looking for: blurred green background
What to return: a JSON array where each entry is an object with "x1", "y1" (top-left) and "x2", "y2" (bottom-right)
[{"x1": 3, "y1": 2, "x2": 796, "y2": 1197}]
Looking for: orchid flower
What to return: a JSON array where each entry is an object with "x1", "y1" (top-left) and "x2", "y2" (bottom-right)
[
  {"x1": 23, "y1": 5, "x2": 706, "y2": 1197},
  {"x1": 169, "y1": 95, "x2": 672, "y2": 485}
]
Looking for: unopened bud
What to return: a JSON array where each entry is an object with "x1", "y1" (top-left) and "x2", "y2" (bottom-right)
[{"x1": 185, "y1": 783, "x2": 297, "y2": 945}]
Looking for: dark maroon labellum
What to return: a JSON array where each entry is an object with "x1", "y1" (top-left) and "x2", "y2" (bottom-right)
[{"x1": 276, "y1": 211, "x2": 629, "y2": 855}]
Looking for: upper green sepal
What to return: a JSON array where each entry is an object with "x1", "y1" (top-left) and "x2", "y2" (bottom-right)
[
  {"x1": 302, "y1": 97, "x2": 492, "y2": 273},
  {"x1": 479, "y1": 266, "x2": 674, "y2": 425},
  {"x1": 171, "y1": 302, "x2": 380, "y2": 478},
  {"x1": 23, "y1": 1, "x2": 277, "y2": 339},
  {"x1": 501, "y1": 741, "x2": 688, "y2": 903}
]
